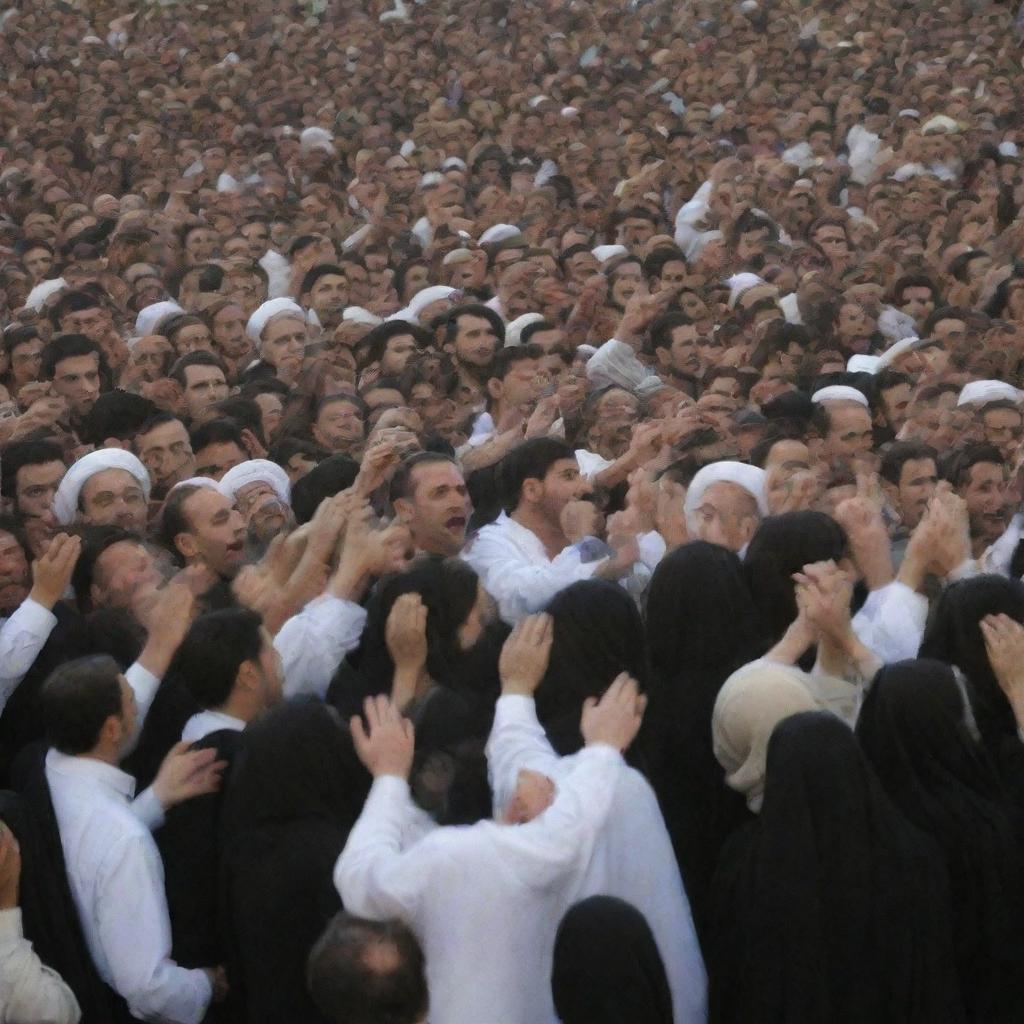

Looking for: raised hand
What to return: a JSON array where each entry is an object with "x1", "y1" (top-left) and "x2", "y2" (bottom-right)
[
  {"x1": 386, "y1": 593, "x2": 429, "y2": 673},
  {"x1": 350, "y1": 695, "x2": 415, "y2": 779},
  {"x1": 499, "y1": 613, "x2": 554, "y2": 695},
  {"x1": 29, "y1": 532, "x2": 81, "y2": 610},
  {"x1": 980, "y1": 613, "x2": 1024, "y2": 726},
  {"x1": 580, "y1": 673, "x2": 647, "y2": 752},
  {"x1": 152, "y1": 743, "x2": 227, "y2": 810}
]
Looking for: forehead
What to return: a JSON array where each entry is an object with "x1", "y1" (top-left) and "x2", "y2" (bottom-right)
[
  {"x1": 96, "y1": 539, "x2": 150, "y2": 573},
  {"x1": 17, "y1": 459, "x2": 65, "y2": 483},
  {"x1": 140, "y1": 419, "x2": 189, "y2": 444},
  {"x1": 56, "y1": 352, "x2": 99, "y2": 373},
  {"x1": 184, "y1": 487, "x2": 231, "y2": 520},
  {"x1": 312, "y1": 273, "x2": 347, "y2": 289},
  {"x1": 0, "y1": 530, "x2": 25, "y2": 554},
  {"x1": 82, "y1": 468, "x2": 138, "y2": 495},
  {"x1": 184, "y1": 364, "x2": 225, "y2": 384},
  {"x1": 262, "y1": 315, "x2": 306, "y2": 341},
  {"x1": 412, "y1": 460, "x2": 464, "y2": 490}
]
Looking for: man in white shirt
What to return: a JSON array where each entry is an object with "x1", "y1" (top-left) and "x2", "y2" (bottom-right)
[
  {"x1": 41, "y1": 654, "x2": 228, "y2": 1024},
  {"x1": 464, "y1": 437, "x2": 640, "y2": 623},
  {"x1": 335, "y1": 663, "x2": 647, "y2": 1024},
  {"x1": 390, "y1": 452, "x2": 473, "y2": 557}
]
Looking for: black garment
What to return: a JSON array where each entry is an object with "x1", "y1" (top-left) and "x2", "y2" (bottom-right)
[
  {"x1": 857, "y1": 660, "x2": 1024, "y2": 1023},
  {"x1": 918, "y1": 575, "x2": 1024, "y2": 807},
  {"x1": 219, "y1": 699, "x2": 370, "y2": 1024},
  {"x1": 552, "y1": 896, "x2": 673, "y2": 1024},
  {"x1": 9, "y1": 744, "x2": 135, "y2": 1024},
  {"x1": 643, "y1": 541, "x2": 767, "y2": 941},
  {"x1": 710, "y1": 712, "x2": 964, "y2": 1024},
  {"x1": 537, "y1": 579, "x2": 648, "y2": 756},
  {"x1": 156, "y1": 729, "x2": 243, "y2": 968}
]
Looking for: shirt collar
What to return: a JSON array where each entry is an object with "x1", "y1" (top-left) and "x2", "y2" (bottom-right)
[{"x1": 46, "y1": 748, "x2": 137, "y2": 801}]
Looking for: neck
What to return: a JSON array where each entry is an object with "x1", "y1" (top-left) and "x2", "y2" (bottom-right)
[
  {"x1": 511, "y1": 505, "x2": 567, "y2": 559},
  {"x1": 217, "y1": 696, "x2": 255, "y2": 724}
]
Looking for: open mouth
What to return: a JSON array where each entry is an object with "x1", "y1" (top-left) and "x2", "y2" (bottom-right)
[
  {"x1": 226, "y1": 539, "x2": 245, "y2": 555},
  {"x1": 446, "y1": 516, "x2": 467, "y2": 531}
]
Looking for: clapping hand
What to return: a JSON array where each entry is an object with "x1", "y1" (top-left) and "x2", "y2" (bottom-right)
[{"x1": 499, "y1": 613, "x2": 554, "y2": 696}]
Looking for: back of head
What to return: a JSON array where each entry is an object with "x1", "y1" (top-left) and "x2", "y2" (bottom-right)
[
  {"x1": 291, "y1": 454, "x2": 360, "y2": 524},
  {"x1": 41, "y1": 655, "x2": 122, "y2": 755},
  {"x1": 170, "y1": 608, "x2": 263, "y2": 710},
  {"x1": 307, "y1": 913, "x2": 428, "y2": 1024},
  {"x1": 552, "y1": 896, "x2": 673, "y2": 1024}
]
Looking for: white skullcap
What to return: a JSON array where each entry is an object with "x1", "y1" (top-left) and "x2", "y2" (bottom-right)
[
  {"x1": 300, "y1": 126, "x2": 335, "y2": 155},
  {"x1": 847, "y1": 355, "x2": 881, "y2": 374},
  {"x1": 957, "y1": 380, "x2": 1024, "y2": 408},
  {"x1": 999, "y1": 141, "x2": 1020, "y2": 158},
  {"x1": 53, "y1": 450, "x2": 150, "y2": 527},
  {"x1": 245, "y1": 298, "x2": 306, "y2": 345},
  {"x1": 685, "y1": 462, "x2": 768, "y2": 518},
  {"x1": 219, "y1": 459, "x2": 291, "y2": 507},
  {"x1": 419, "y1": 172, "x2": 444, "y2": 190},
  {"x1": 561, "y1": 106, "x2": 580, "y2": 118},
  {"x1": 727, "y1": 272, "x2": 765, "y2": 309},
  {"x1": 528, "y1": 95, "x2": 551, "y2": 109},
  {"x1": 399, "y1": 139, "x2": 416, "y2": 157},
  {"x1": 875, "y1": 335, "x2": 920, "y2": 368},
  {"x1": 405, "y1": 285, "x2": 457, "y2": 323},
  {"x1": 592, "y1": 244, "x2": 629, "y2": 263},
  {"x1": 898, "y1": 108, "x2": 921, "y2": 119},
  {"x1": 135, "y1": 300, "x2": 185, "y2": 338},
  {"x1": 24, "y1": 277, "x2": 69, "y2": 311},
  {"x1": 442, "y1": 247, "x2": 475, "y2": 267},
  {"x1": 877, "y1": 309, "x2": 917, "y2": 345},
  {"x1": 442, "y1": 157, "x2": 468, "y2": 171},
  {"x1": 811, "y1": 385, "x2": 870, "y2": 407},
  {"x1": 478, "y1": 223, "x2": 521, "y2": 245},
  {"x1": 168, "y1": 476, "x2": 223, "y2": 496},
  {"x1": 921, "y1": 115, "x2": 960, "y2": 135},
  {"x1": 505, "y1": 313, "x2": 545, "y2": 347},
  {"x1": 342, "y1": 306, "x2": 383, "y2": 327}
]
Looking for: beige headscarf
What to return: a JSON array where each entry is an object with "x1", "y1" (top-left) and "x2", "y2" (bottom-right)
[{"x1": 712, "y1": 660, "x2": 819, "y2": 812}]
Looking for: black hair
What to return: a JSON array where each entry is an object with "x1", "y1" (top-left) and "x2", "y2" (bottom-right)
[
  {"x1": 41, "y1": 654, "x2": 124, "y2": 755},
  {"x1": 40, "y1": 333, "x2": 107, "y2": 383},
  {"x1": 498, "y1": 437, "x2": 575, "y2": 511},
  {"x1": 169, "y1": 350, "x2": 228, "y2": 390},
  {"x1": 80, "y1": 390, "x2": 157, "y2": 446},
  {"x1": 879, "y1": 440, "x2": 939, "y2": 487},
  {"x1": 390, "y1": 451, "x2": 460, "y2": 503},
  {"x1": 170, "y1": 608, "x2": 264, "y2": 709},
  {"x1": 0, "y1": 439, "x2": 65, "y2": 507},
  {"x1": 299, "y1": 263, "x2": 348, "y2": 298},
  {"x1": 190, "y1": 417, "x2": 248, "y2": 455},
  {"x1": 71, "y1": 525, "x2": 144, "y2": 612},
  {"x1": 291, "y1": 455, "x2": 361, "y2": 524}
]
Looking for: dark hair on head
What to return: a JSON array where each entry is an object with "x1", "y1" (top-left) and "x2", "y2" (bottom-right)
[
  {"x1": 873, "y1": 367, "x2": 912, "y2": 399},
  {"x1": 239, "y1": 377, "x2": 290, "y2": 400},
  {"x1": 488, "y1": 343, "x2": 543, "y2": 384},
  {"x1": 158, "y1": 483, "x2": 204, "y2": 564},
  {"x1": 879, "y1": 440, "x2": 938, "y2": 487},
  {"x1": 940, "y1": 442, "x2": 1005, "y2": 490},
  {"x1": 71, "y1": 525, "x2": 144, "y2": 612},
  {"x1": 648, "y1": 312, "x2": 695, "y2": 354},
  {"x1": 307, "y1": 913, "x2": 428, "y2": 1024},
  {"x1": 170, "y1": 608, "x2": 264, "y2": 709},
  {"x1": 80, "y1": 390, "x2": 157, "y2": 446},
  {"x1": 892, "y1": 272, "x2": 940, "y2": 305},
  {"x1": 518, "y1": 320, "x2": 557, "y2": 347},
  {"x1": 979, "y1": 398, "x2": 1023, "y2": 419},
  {"x1": 40, "y1": 333, "x2": 107, "y2": 383},
  {"x1": 922, "y1": 305, "x2": 970, "y2": 339},
  {"x1": 169, "y1": 350, "x2": 228, "y2": 390},
  {"x1": 362, "y1": 321, "x2": 433, "y2": 367},
  {"x1": 0, "y1": 513, "x2": 31, "y2": 566},
  {"x1": 267, "y1": 436, "x2": 326, "y2": 474},
  {"x1": 393, "y1": 259, "x2": 429, "y2": 303},
  {"x1": 390, "y1": 451, "x2": 460, "y2": 503},
  {"x1": 291, "y1": 455, "x2": 360, "y2": 524},
  {"x1": 48, "y1": 288, "x2": 107, "y2": 329},
  {"x1": 209, "y1": 396, "x2": 265, "y2": 445},
  {"x1": 135, "y1": 411, "x2": 185, "y2": 442},
  {"x1": 41, "y1": 654, "x2": 124, "y2": 755},
  {"x1": 2, "y1": 324, "x2": 42, "y2": 357},
  {"x1": 749, "y1": 429, "x2": 807, "y2": 468},
  {"x1": 190, "y1": 417, "x2": 247, "y2": 455},
  {"x1": 299, "y1": 262, "x2": 347, "y2": 298},
  {"x1": 642, "y1": 247, "x2": 687, "y2": 282},
  {"x1": 498, "y1": 437, "x2": 575, "y2": 511},
  {"x1": 439, "y1": 303, "x2": 504, "y2": 345},
  {"x1": 0, "y1": 439, "x2": 65, "y2": 506}
]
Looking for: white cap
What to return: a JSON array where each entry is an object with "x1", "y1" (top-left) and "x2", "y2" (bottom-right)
[
  {"x1": 505, "y1": 313, "x2": 545, "y2": 347},
  {"x1": 847, "y1": 355, "x2": 881, "y2": 374},
  {"x1": 810, "y1": 385, "x2": 870, "y2": 407},
  {"x1": 53, "y1": 450, "x2": 150, "y2": 527},
  {"x1": 135, "y1": 300, "x2": 185, "y2": 338},
  {"x1": 957, "y1": 380, "x2": 1024, "y2": 407},
  {"x1": 245, "y1": 298, "x2": 306, "y2": 345},
  {"x1": 219, "y1": 459, "x2": 291, "y2": 507},
  {"x1": 684, "y1": 461, "x2": 769, "y2": 518}
]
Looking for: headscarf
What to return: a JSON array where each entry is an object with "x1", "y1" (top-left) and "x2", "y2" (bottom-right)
[
  {"x1": 857, "y1": 659, "x2": 1024, "y2": 1022},
  {"x1": 536, "y1": 580, "x2": 648, "y2": 755},
  {"x1": 552, "y1": 896, "x2": 674, "y2": 1024},
  {"x1": 712, "y1": 659, "x2": 819, "y2": 811},
  {"x1": 710, "y1": 712, "x2": 963, "y2": 1024}
]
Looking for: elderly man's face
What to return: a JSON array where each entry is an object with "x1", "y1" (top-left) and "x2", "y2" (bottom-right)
[
  {"x1": 80, "y1": 469, "x2": 148, "y2": 533},
  {"x1": 689, "y1": 481, "x2": 760, "y2": 553}
]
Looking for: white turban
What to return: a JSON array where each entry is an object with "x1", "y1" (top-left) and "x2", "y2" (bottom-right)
[
  {"x1": 811, "y1": 385, "x2": 870, "y2": 407},
  {"x1": 53, "y1": 450, "x2": 151, "y2": 527},
  {"x1": 957, "y1": 380, "x2": 1024, "y2": 408},
  {"x1": 300, "y1": 126, "x2": 335, "y2": 155},
  {"x1": 219, "y1": 459, "x2": 291, "y2": 507},
  {"x1": 591, "y1": 244, "x2": 629, "y2": 264},
  {"x1": 847, "y1": 355, "x2": 881, "y2": 374},
  {"x1": 168, "y1": 476, "x2": 223, "y2": 496},
  {"x1": 727, "y1": 272, "x2": 765, "y2": 309},
  {"x1": 245, "y1": 298, "x2": 306, "y2": 346},
  {"x1": 505, "y1": 313, "x2": 545, "y2": 348},
  {"x1": 342, "y1": 306, "x2": 383, "y2": 327},
  {"x1": 877, "y1": 309, "x2": 917, "y2": 345},
  {"x1": 388, "y1": 286, "x2": 458, "y2": 325},
  {"x1": 684, "y1": 461, "x2": 769, "y2": 518},
  {"x1": 24, "y1": 277, "x2": 68, "y2": 312},
  {"x1": 478, "y1": 223, "x2": 521, "y2": 246},
  {"x1": 135, "y1": 300, "x2": 185, "y2": 338}
]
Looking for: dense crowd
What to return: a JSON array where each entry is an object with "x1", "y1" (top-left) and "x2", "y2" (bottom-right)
[{"x1": 2, "y1": 0, "x2": 1024, "y2": 1021}]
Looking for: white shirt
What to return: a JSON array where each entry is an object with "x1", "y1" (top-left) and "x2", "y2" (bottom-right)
[
  {"x1": 335, "y1": 745, "x2": 623, "y2": 1024},
  {"x1": 180, "y1": 709, "x2": 245, "y2": 744},
  {"x1": 851, "y1": 580, "x2": 928, "y2": 665},
  {"x1": 486, "y1": 696, "x2": 708, "y2": 1024},
  {"x1": 585, "y1": 338, "x2": 661, "y2": 393},
  {"x1": 464, "y1": 512, "x2": 605, "y2": 624},
  {"x1": 0, "y1": 908, "x2": 81, "y2": 1024},
  {"x1": 45, "y1": 751, "x2": 212, "y2": 1024},
  {"x1": 273, "y1": 595, "x2": 367, "y2": 699},
  {"x1": 0, "y1": 598, "x2": 58, "y2": 717}
]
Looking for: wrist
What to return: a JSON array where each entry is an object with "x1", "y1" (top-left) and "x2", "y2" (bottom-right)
[
  {"x1": 27, "y1": 585, "x2": 57, "y2": 610},
  {"x1": 331, "y1": 561, "x2": 371, "y2": 601},
  {"x1": 500, "y1": 678, "x2": 537, "y2": 696}
]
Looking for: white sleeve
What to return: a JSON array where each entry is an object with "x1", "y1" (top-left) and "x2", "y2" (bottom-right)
[
  {"x1": 334, "y1": 775, "x2": 430, "y2": 920},
  {"x1": 94, "y1": 838, "x2": 212, "y2": 1024},
  {"x1": 274, "y1": 595, "x2": 368, "y2": 699},
  {"x1": 851, "y1": 580, "x2": 928, "y2": 664},
  {"x1": 485, "y1": 695, "x2": 562, "y2": 813},
  {"x1": 584, "y1": 338, "x2": 648, "y2": 391},
  {"x1": 123, "y1": 663, "x2": 160, "y2": 731},
  {"x1": 464, "y1": 534, "x2": 602, "y2": 624},
  {"x1": 637, "y1": 530, "x2": 666, "y2": 571},
  {"x1": 0, "y1": 599, "x2": 57, "y2": 716},
  {"x1": 0, "y1": 909, "x2": 82, "y2": 1024},
  {"x1": 130, "y1": 786, "x2": 165, "y2": 832}
]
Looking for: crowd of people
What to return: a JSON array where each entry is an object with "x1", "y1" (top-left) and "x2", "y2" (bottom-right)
[{"x1": 3, "y1": 0, "x2": 1024, "y2": 1020}]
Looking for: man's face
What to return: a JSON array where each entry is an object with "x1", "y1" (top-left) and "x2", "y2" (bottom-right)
[
  {"x1": 688, "y1": 481, "x2": 760, "y2": 553},
  {"x1": 617, "y1": 216, "x2": 656, "y2": 252},
  {"x1": 92, "y1": 540, "x2": 163, "y2": 611},
  {"x1": 182, "y1": 364, "x2": 229, "y2": 420},
  {"x1": 260, "y1": 316, "x2": 306, "y2": 376},
  {"x1": 654, "y1": 259, "x2": 688, "y2": 290},
  {"x1": 14, "y1": 459, "x2": 64, "y2": 523},
  {"x1": 9, "y1": 338, "x2": 44, "y2": 388},
  {"x1": 305, "y1": 273, "x2": 349, "y2": 326},
  {"x1": 610, "y1": 262, "x2": 642, "y2": 308},
  {"x1": 982, "y1": 407, "x2": 1024, "y2": 460},
  {"x1": 658, "y1": 323, "x2": 702, "y2": 378},
  {"x1": 60, "y1": 304, "x2": 113, "y2": 344},
  {"x1": 961, "y1": 461, "x2": 1009, "y2": 544},
  {"x1": 397, "y1": 461, "x2": 472, "y2": 556},
  {"x1": 536, "y1": 458, "x2": 591, "y2": 523},
  {"x1": 240, "y1": 222, "x2": 270, "y2": 259},
  {"x1": 824, "y1": 403, "x2": 873, "y2": 461},
  {"x1": 894, "y1": 457, "x2": 938, "y2": 531},
  {"x1": 194, "y1": 441, "x2": 247, "y2": 480},
  {"x1": 185, "y1": 227, "x2": 221, "y2": 265},
  {"x1": 813, "y1": 224, "x2": 849, "y2": 263},
  {"x1": 211, "y1": 304, "x2": 249, "y2": 359},
  {"x1": 52, "y1": 352, "x2": 101, "y2": 416},
  {"x1": 380, "y1": 334, "x2": 419, "y2": 376},
  {"x1": 235, "y1": 480, "x2": 291, "y2": 543},
  {"x1": 0, "y1": 530, "x2": 29, "y2": 615},
  {"x1": 452, "y1": 315, "x2": 499, "y2": 369},
  {"x1": 178, "y1": 488, "x2": 246, "y2": 577},
  {"x1": 495, "y1": 357, "x2": 543, "y2": 411},
  {"x1": 136, "y1": 419, "x2": 195, "y2": 495},
  {"x1": 932, "y1": 318, "x2": 967, "y2": 349},
  {"x1": 23, "y1": 246, "x2": 53, "y2": 281},
  {"x1": 314, "y1": 398, "x2": 365, "y2": 452},
  {"x1": 880, "y1": 383, "x2": 912, "y2": 433},
  {"x1": 80, "y1": 468, "x2": 148, "y2": 532}
]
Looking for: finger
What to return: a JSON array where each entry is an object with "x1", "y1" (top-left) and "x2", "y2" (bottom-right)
[
  {"x1": 363, "y1": 696, "x2": 381, "y2": 732},
  {"x1": 350, "y1": 715, "x2": 369, "y2": 751}
]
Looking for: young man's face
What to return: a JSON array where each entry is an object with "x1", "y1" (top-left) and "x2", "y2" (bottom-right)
[{"x1": 52, "y1": 352, "x2": 101, "y2": 416}]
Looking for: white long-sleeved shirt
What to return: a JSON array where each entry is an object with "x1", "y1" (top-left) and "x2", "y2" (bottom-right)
[
  {"x1": 851, "y1": 579, "x2": 928, "y2": 664},
  {"x1": 0, "y1": 598, "x2": 58, "y2": 717},
  {"x1": 463, "y1": 512, "x2": 605, "y2": 624},
  {"x1": 486, "y1": 696, "x2": 708, "y2": 1024},
  {"x1": 335, "y1": 745, "x2": 623, "y2": 1024},
  {"x1": 0, "y1": 908, "x2": 81, "y2": 1024},
  {"x1": 45, "y1": 751, "x2": 211, "y2": 1024},
  {"x1": 273, "y1": 594, "x2": 367, "y2": 699}
]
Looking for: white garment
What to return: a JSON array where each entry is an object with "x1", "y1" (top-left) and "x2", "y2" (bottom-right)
[
  {"x1": 0, "y1": 598, "x2": 57, "y2": 717},
  {"x1": 585, "y1": 338, "x2": 660, "y2": 393},
  {"x1": 851, "y1": 580, "x2": 928, "y2": 664},
  {"x1": 0, "y1": 908, "x2": 81, "y2": 1024},
  {"x1": 574, "y1": 447, "x2": 612, "y2": 481},
  {"x1": 486, "y1": 696, "x2": 708, "y2": 1024},
  {"x1": 45, "y1": 751, "x2": 211, "y2": 1024},
  {"x1": 464, "y1": 512, "x2": 605, "y2": 624},
  {"x1": 273, "y1": 595, "x2": 368, "y2": 699},
  {"x1": 180, "y1": 709, "x2": 245, "y2": 744},
  {"x1": 335, "y1": 745, "x2": 622, "y2": 1024},
  {"x1": 123, "y1": 661, "x2": 161, "y2": 758}
]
